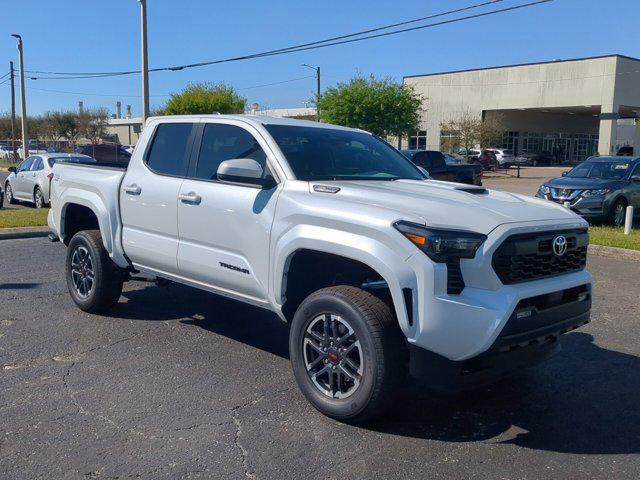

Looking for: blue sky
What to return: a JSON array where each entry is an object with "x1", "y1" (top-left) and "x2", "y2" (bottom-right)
[{"x1": 1, "y1": 0, "x2": 639, "y2": 117}]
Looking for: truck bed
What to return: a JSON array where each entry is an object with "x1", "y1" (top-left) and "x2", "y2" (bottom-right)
[{"x1": 49, "y1": 161, "x2": 127, "y2": 265}]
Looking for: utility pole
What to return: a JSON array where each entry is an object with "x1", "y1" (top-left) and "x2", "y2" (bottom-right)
[
  {"x1": 302, "y1": 64, "x2": 321, "y2": 121},
  {"x1": 138, "y1": 0, "x2": 150, "y2": 123},
  {"x1": 9, "y1": 61, "x2": 17, "y2": 161},
  {"x1": 11, "y1": 34, "x2": 28, "y2": 158}
]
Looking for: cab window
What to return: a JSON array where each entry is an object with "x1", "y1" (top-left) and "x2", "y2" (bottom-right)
[
  {"x1": 144, "y1": 123, "x2": 195, "y2": 176},
  {"x1": 193, "y1": 124, "x2": 267, "y2": 181}
]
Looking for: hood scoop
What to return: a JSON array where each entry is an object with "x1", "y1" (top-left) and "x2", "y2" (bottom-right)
[{"x1": 454, "y1": 185, "x2": 488, "y2": 195}]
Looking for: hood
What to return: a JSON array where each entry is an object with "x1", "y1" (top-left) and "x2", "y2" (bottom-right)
[
  {"x1": 313, "y1": 179, "x2": 578, "y2": 235},
  {"x1": 545, "y1": 176, "x2": 623, "y2": 190}
]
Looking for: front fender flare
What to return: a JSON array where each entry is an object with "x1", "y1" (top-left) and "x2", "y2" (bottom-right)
[{"x1": 271, "y1": 224, "x2": 418, "y2": 336}]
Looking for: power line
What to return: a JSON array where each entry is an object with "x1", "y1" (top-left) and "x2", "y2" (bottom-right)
[
  {"x1": 25, "y1": 0, "x2": 505, "y2": 78},
  {"x1": 24, "y1": 0, "x2": 550, "y2": 81},
  {"x1": 23, "y1": 75, "x2": 318, "y2": 98}
]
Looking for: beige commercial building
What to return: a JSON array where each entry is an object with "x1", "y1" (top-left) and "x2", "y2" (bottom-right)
[{"x1": 403, "y1": 55, "x2": 640, "y2": 162}]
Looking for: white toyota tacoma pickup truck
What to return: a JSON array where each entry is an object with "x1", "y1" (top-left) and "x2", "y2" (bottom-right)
[{"x1": 48, "y1": 115, "x2": 592, "y2": 422}]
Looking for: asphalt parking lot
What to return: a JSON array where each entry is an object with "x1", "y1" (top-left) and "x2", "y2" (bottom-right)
[{"x1": 1, "y1": 236, "x2": 639, "y2": 479}]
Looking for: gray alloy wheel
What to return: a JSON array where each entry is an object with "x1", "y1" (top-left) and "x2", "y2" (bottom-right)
[
  {"x1": 303, "y1": 313, "x2": 364, "y2": 399},
  {"x1": 612, "y1": 200, "x2": 627, "y2": 227},
  {"x1": 34, "y1": 187, "x2": 44, "y2": 209},
  {"x1": 70, "y1": 245, "x2": 95, "y2": 299},
  {"x1": 5, "y1": 183, "x2": 16, "y2": 204}
]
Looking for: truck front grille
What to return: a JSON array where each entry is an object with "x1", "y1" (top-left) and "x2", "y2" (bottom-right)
[{"x1": 492, "y1": 229, "x2": 588, "y2": 285}]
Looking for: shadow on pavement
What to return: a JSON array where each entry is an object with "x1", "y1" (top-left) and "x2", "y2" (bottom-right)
[
  {"x1": 117, "y1": 283, "x2": 290, "y2": 360},
  {"x1": 367, "y1": 332, "x2": 640, "y2": 455},
  {"x1": 115, "y1": 284, "x2": 638, "y2": 455}
]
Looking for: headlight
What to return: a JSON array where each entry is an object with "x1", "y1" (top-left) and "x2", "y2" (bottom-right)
[
  {"x1": 581, "y1": 189, "x2": 610, "y2": 197},
  {"x1": 538, "y1": 185, "x2": 550, "y2": 195},
  {"x1": 394, "y1": 221, "x2": 487, "y2": 262}
]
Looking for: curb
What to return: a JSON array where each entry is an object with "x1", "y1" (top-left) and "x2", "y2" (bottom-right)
[
  {"x1": 0, "y1": 226, "x2": 51, "y2": 240},
  {"x1": 588, "y1": 244, "x2": 640, "y2": 262}
]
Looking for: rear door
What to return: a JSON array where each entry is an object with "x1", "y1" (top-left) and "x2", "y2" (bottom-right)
[
  {"x1": 176, "y1": 120, "x2": 280, "y2": 302},
  {"x1": 120, "y1": 120, "x2": 197, "y2": 275},
  {"x1": 25, "y1": 157, "x2": 44, "y2": 198}
]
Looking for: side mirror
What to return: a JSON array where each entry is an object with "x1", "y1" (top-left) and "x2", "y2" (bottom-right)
[
  {"x1": 8, "y1": 166, "x2": 16, "y2": 173},
  {"x1": 631, "y1": 174, "x2": 640, "y2": 183},
  {"x1": 561, "y1": 171, "x2": 568, "y2": 177},
  {"x1": 217, "y1": 158, "x2": 275, "y2": 188}
]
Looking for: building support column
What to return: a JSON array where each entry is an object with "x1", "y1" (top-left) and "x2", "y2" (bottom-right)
[{"x1": 598, "y1": 104, "x2": 619, "y2": 155}]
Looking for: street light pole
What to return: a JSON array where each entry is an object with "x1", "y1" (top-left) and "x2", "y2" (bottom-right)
[
  {"x1": 138, "y1": 0, "x2": 150, "y2": 123},
  {"x1": 9, "y1": 61, "x2": 17, "y2": 161},
  {"x1": 11, "y1": 34, "x2": 28, "y2": 159},
  {"x1": 302, "y1": 64, "x2": 320, "y2": 121}
]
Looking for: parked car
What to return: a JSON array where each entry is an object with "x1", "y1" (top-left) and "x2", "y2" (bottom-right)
[
  {"x1": 401, "y1": 150, "x2": 482, "y2": 185},
  {"x1": 617, "y1": 146, "x2": 634, "y2": 156},
  {"x1": 486, "y1": 148, "x2": 516, "y2": 168},
  {"x1": 49, "y1": 115, "x2": 591, "y2": 422},
  {"x1": 75, "y1": 143, "x2": 131, "y2": 164},
  {"x1": 443, "y1": 153, "x2": 466, "y2": 165},
  {"x1": 473, "y1": 149, "x2": 499, "y2": 170},
  {"x1": 122, "y1": 144, "x2": 135, "y2": 155},
  {"x1": 517, "y1": 151, "x2": 556, "y2": 166},
  {"x1": 4, "y1": 153, "x2": 94, "y2": 208},
  {"x1": 0, "y1": 183, "x2": 4, "y2": 208},
  {"x1": 536, "y1": 156, "x2": 640, "y2": 226},
  {"x1": 0, "y1": 145, "x2": 16, "y2": 160}
]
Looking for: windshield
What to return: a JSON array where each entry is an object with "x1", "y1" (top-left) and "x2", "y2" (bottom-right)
[
  {"x1": 265, "y1": 125, "x2": 424, "y2": 181},
  {"x1": 567, "y1": 161, "x2": 631, "y2": 179}
]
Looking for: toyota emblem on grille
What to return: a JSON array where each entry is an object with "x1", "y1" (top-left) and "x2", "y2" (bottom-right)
[{"x1": 553, "y1": 235, "x2": 568, "y2": 257}]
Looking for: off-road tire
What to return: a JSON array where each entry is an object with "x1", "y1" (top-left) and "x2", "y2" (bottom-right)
[
  {"x1": 290, "y1": 285, "x2": 407, "y2": 423},
  {"x1": 66, "y1": 230, "x2": 124, "y2": 313}
]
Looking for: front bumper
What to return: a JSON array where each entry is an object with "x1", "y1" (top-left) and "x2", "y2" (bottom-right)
[
  {"x1": 402, "y1": 219, "x2": 592, "y2": 362},
  {"x1": 410, "y1": 284, "x2": 591, "y2": 390},
  {"x1": 536, "y1": 192, "x2": 612, "y2": 220}
]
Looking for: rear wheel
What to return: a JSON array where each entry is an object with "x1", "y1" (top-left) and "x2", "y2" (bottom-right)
[
  {"x1": 5, "y1": 183, "x2": 17, "y2": 204},
  {"x1": 34, "y1": 187, "x2": 45, "y2": 208},
  {"x1": 611, "y1": 198, "x2": 627, "y2": 227},
  {"x1": 66, "y1": 230, "x2": 124, "y2": 313},
  {"x1": 289, "y1": 286, "x2": 407, "y2": 423}
]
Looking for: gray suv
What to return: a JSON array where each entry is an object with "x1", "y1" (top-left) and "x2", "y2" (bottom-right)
[{"x1": 536, "y1": 156, "x2": 640, "y2": 225}]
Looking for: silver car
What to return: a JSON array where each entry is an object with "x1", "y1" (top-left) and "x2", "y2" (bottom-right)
[
  {"x1": 4, "y1": 153, "x2": 95, "y2": 208},
  {"x1": 486, "y1": 148, "x2": 516, "y2": 168}
]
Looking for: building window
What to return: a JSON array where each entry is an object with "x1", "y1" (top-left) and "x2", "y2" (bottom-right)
[
  {"x1": 440, "y1": 130, "x2": 458, "y2": 153},
  {"x1": 408, "y1": 130, "x2": 427, "y2": 150},
  {"x1": 502, "y1": 131, "x2": 518, "y2": 153}
]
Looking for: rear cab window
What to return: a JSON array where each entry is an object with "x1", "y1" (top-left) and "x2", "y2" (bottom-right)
[{"x1": 144, "y1": 123, "x2": 195, "y2": 176}]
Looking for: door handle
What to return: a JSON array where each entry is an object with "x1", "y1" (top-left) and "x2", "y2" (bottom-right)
[
  {"x1": 178, "y1": 192, "x2": 201, "y2": 204},
  {"x1": 123, "y1": 184, "x2": 141, "y2": 195}
]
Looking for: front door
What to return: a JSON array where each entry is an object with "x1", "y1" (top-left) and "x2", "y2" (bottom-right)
[
  {"x1": 13, "y1": 157, "x2": 35, "y2": 198},
  {"x1": 120, "y1": 121, "x2": 196, "y2": 275},
  {"x1": 177, "y1": 121, "x2": 280, "y2": 302}
]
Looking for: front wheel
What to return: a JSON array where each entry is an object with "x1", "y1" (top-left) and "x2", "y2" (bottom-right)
[
  {"x1": 66, "y1": 230, "x2": 124, "y2": 313},
  {"x1": 611, "y1": 198, "x2": 627, "y2": 227},
  {"x1": 289, "y1": 286, "x2": 407, "y2": 423}
]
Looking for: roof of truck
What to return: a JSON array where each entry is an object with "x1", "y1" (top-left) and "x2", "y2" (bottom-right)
[{"x1": 147, "y1": 114, "x2": 365, "y2": 132}]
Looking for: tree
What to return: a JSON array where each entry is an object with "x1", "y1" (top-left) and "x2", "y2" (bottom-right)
[
  {"x1": 79, "y1": 108, "x2": 110, "y2": 145},
  {"x1": 44, "y1": 111, "x2": 81, "y2": 147},
  {"x1": 163, "y1": 82, "x2": 246, "y2": 115},
  {"x1": 440, "y1": 111, "x2": 504, "y2": 160},
  {"x1": 316, "y1": 75, "x2": 423, "y2": 140}
]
